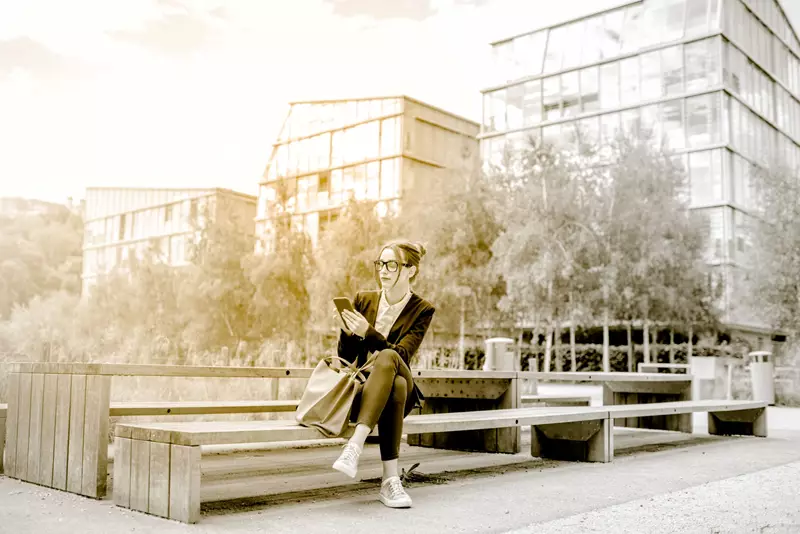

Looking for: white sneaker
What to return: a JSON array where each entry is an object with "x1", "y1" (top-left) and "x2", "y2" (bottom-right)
[
  {"x1": 379, "y1": 476, "x2": 412, "y2": 508},
  {"x1": 332, "y1": 442, "x2": 362, "y2": 478}
]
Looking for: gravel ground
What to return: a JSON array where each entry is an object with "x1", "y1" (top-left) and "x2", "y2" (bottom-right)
[{"x1": 507, "y1": 461, "x2": 800, "y2": 534}]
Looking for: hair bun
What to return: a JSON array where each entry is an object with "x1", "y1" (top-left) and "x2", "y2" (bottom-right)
[{"x1": 414, "y1": 242, "x2": 427, "y2": 258}]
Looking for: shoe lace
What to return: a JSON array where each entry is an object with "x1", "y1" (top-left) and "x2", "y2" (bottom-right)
[
  {"x1": 340, "y1": 443, "x2": 360, "y2": 463},
  {"x1": 385, "y1": 477, "x2": 406, "y2": 499}
]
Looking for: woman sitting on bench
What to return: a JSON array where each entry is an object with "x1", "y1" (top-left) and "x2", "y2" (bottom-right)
[{"x1": 333, "y1": 240, "x2": 436, "y2": 509}]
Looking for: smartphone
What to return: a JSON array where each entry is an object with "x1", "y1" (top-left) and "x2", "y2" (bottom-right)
[{"x1": 333, "y1": 297, "x2": 355, "y2": 323}]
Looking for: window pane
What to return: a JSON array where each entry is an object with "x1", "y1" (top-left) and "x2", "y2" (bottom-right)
[
  {"x1": 620, "y1": 57, "x2": 640, "y2": 106},
  {"x1": 561, "y1": 21, "x2": 586, "y2": 71},
  {"x1": 600, "y1": 112, "x2": 621, "y2": 145},
  {"x1": 690, "y1": 149, "x2": 723, "y2": 205},
  {"x1": 600, "y1": 10, "x2": 625, "y2": 59},
  {"x1": 579, "y1": 116, "x2": 600, "y2": 147},
  {"x1": 523, "y1": 80, "x2": 542, "y2": 126},
  {"x1": 600, "y1": 62, "x2": 620, "y2": 109},
  {"x1": 640, "y1": 51, "x2": 662, "y2": 101},
  {"x1": 686, "y1": 38, "x2": 719, "y2": 92},
  {"x1": 582, "y1": 16, "x2": 603, "y2": 65},
  {"x1": 366, "y1": 162, "x2": 380, "y2": 200},
  {"x1": 686, "y1": 94, "x2": 719, "y2": 148},
  {"x1": 661, "y1": 45, "x2": 684, "y2": 96},
  {"x1": 620, "y1": 5, "x2": 644, "y2": 53},
  {"x1": 543, "y1": 77, "x2": 561, "y2": 120},
  {"x1": 381, "y1": 117, "x2": 400, "y2": 157},
  {"x1": 685, "y1": 0, "x2": 710, "y2": 35},
  {"x1": 506, "y1": 84, "x2": 525, "y2": 130},
  {"x1": 640, "y1": 104, "x2": 661, "y2": 144},
  {"x1": 483, "y1": 90, "x2": 506, "y2": 133},
  {"x1": 543, "y1": 26, "x2": 566, "y2": 73},
  {"x1": 661, "y1": 100, "x2": 685, "y2": 149},
  {"x1": 561, "y1": 71, "x2": 580, "y2": 117},
  {"x1": 580, "y1": 67, "x2": 600, "y2": 112},
  {"x1": 542, "y1": 124, "x2": 564, "y2": 150},
  {"x1": 621, "y1": 108, "x2": 641, "y2": 139}
]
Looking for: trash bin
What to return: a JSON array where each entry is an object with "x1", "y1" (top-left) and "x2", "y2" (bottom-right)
[
  {"x1": 748, "y1": 351, "x2": 775, "y2": 405},
  {"x1": 484, "y1": 337, "x2": 515, "y2": 371}
]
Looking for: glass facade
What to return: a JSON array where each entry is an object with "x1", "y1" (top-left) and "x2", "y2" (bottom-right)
[
  {"x1": 82, "y1": 190, "x2": 256, "y2": 295},
  {"x1": 257, "y1": 97, "x2": 479, "y2": 253},
  {"x1": 257, "y1": 98, "x2": 405, "y2": 251},
  {"x1": 481, "y1": 0, "x2": 800, "y2": 330}
]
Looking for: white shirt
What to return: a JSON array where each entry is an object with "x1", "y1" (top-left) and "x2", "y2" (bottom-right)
[{"x1": 373, "y1": 289, "x2": 413, "y2": 338}]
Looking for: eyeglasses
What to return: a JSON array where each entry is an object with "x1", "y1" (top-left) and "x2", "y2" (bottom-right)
[{"x1": 373, "y1": 260, "x2": 409, "y2": 273}]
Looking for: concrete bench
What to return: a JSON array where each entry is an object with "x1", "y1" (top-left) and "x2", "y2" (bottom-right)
[
  {"x1": 605, "y1": 399, "x2": 768, "y2": 436},
  {"x1": 521, "y1": 371, "x2": 693, "y2": 430},
  {"x1": 113, "y1": 405, "x2": 612, "y2": 523},
  {"x1": 520, "y1": 394, "x2": 592, "y2": 407},
  {"x1": 637, "y1": 363, "x2": 689, "y2": 373}
]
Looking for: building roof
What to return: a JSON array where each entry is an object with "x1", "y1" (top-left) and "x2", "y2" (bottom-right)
[
  {"x1": 85, "y1": 186, "x2": 255, "y2": 201},
  {"x1": 287, "y1": 95, "x2": 480, "y2": 126},
  {"x1": 488, "y1": 0, "x2": 637, "y2": 46}
]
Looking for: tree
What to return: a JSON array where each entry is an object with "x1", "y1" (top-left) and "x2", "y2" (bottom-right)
[
  {"x1": 306, "y1": 198, "x2": 395, "y2": 338},
  {"x1": 247, "y1": 213, "x2": 314, "y2": 358},
  {"x1": 595, "y1": 136, "x2": 720, "y2": 368},
  {"x1": 397, "y1": 168, "x2": 507, "y2": 367},
  {"x1": 0, "y1": 205, "x2": 82, "y2": 318},
  {"x1": 747, "y1": 165, "x2": 800, "y2": 339},
  {"x1": 181, "y1": 207, "x2": 258, "y2": 350},
  {"x1": 491, "y1": 138, "x2": 600, "y2": 372}
]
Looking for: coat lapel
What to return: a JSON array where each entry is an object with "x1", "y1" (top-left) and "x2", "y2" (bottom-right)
[
  {"x1": 364, "y1": 291, "x2": 380, "y2": 326},
  {"x1": 386, "y1": 293, "x2": 420, "y2": 343}
]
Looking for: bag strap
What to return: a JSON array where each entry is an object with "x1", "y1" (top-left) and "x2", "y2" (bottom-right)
[{"x1": 323, "y1": 354, "x2": 378, "y2": 383}]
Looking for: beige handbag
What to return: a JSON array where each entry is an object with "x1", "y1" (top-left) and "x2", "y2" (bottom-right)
[{"x1": 296, "y1": 355, "x2": 376, "y2": 438}]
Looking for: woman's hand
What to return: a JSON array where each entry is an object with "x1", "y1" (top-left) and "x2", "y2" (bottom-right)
[
  {"x1": 341, "y1": 309, "x2": 369, "y2": 338},
  {"x1": 333, "y1": 308, "x2": 353, "y2": 336}
]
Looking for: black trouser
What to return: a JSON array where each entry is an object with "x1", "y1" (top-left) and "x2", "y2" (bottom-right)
[{"x1": 354, "y1": 349, "x2": 415, "y2": 461}]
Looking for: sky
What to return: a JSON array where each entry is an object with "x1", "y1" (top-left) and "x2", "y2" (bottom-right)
[{"x1": 1, "y1": 0, "x2": 800, "y2": 204}]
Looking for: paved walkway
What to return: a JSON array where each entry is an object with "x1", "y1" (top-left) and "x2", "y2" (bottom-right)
[{"x1": 1, "y1": 400, "x2": 799, "y2": 533}]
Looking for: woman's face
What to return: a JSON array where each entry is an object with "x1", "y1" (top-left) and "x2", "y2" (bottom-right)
[{"x1": 376, "y1": 247, "x2": 414, "y2": 289}]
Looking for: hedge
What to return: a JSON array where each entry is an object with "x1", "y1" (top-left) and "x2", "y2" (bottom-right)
[{"x1": 424, "y1": 343, "x2": 741, "y2": 372}]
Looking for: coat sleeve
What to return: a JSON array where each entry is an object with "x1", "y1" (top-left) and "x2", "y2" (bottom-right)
[
  {"x1": 336, "y1": 292, "x2": 365, "y2": 363},
  {"x1": 362, "y1": 305, "x2": 435, "y2": 366}
]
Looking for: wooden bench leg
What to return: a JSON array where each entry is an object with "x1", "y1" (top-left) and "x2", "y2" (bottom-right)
[
  {"x1": 114, "y1": 438, "x2": 200, "y2": 523},
  {"x1": 708, "y1": 408, "x2": 767, "y2": 437},
  {"x1": 0, "y1": 415, "x2": 5, "y2": 473},
  {"x1": 531, "y1": 419, "x2": 612, "y2": 463},
  {"x1": 169, "y1": 444, "x2": 201, "y2": 523}
]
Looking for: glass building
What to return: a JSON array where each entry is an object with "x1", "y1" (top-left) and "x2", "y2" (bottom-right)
[
  {"x1": 82, "y1": 187, "x2": 256, "y2": 295},
  {"x1": 255, "y1": 96, "x2": 479, "y2": 252},
  {"x1": 480, "y1": 0, "x2": 800, "y2": 337}
]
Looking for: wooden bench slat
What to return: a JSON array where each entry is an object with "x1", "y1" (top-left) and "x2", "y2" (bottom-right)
[
  {"x1": 115, "y1": 406, "x2": 609, "y2": 446},
  {"x1": 108, "y1": 400, "x2": 300, "y2": 416}
]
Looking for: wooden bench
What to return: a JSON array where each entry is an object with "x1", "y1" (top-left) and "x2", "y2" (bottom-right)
[
  {"x1": 4, "y1": 363, "x2": 520, "y2": 499},
  {"x1": 108, "y1": 400, "x2": 300, "y2": 416},
  {"x1": 113, "y1": 398, "x2": 767, "y2": 523},
  {"x1": 113, "y1": 406, "x2": 612, "y2": 523},
  {"x1": 0, "y1": 403, "x2": 6, "y2": 472}
]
